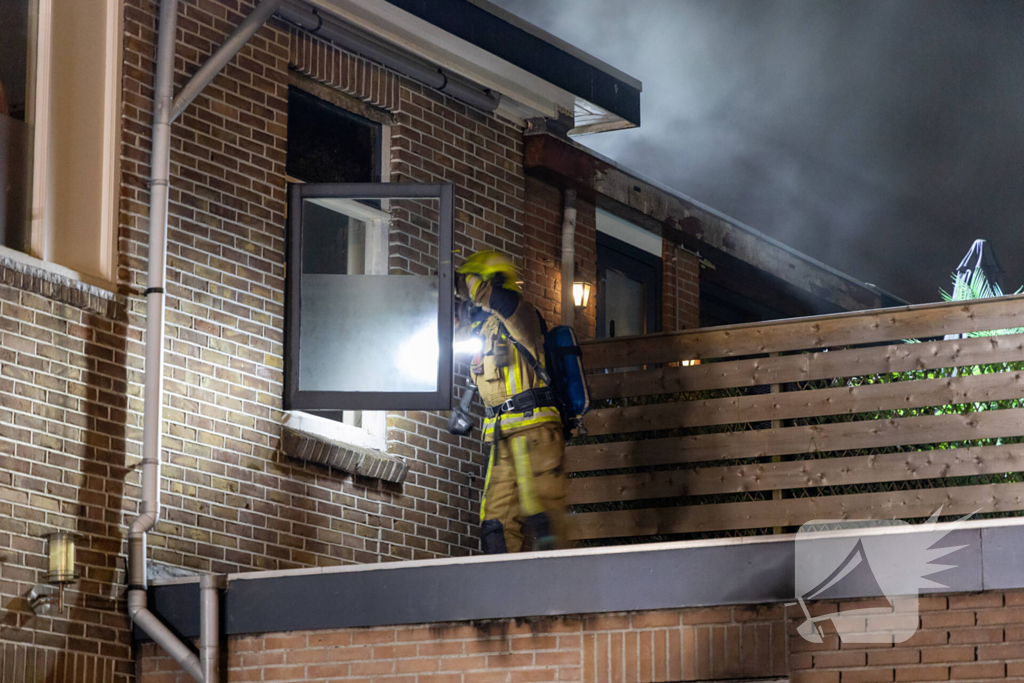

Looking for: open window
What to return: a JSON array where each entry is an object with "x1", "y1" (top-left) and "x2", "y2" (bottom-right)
[{"x1": 285, "y1": 183, "x2": 454, "y2": 413}]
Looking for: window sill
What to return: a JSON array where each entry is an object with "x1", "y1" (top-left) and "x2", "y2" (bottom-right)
[
  {"x1": 0, "y1": 245, "x2": 117, "y2": 293},
  {"x1": 283, "y1": 411, "x2": 386, "y2": 452},
  {"x1": 0, "y1": 246, "x2": 123, "y2": 318},
  {"x1": 282, "y1": 411, "x2": 408, "y2": 484}
]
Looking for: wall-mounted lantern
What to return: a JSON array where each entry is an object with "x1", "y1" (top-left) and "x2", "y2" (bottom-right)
[
  {"x1": 45, "y1": 531, "x2": 81, "y2": 614},
  {"x1": 572, "y1": 281, "x2": 592, "y2": 308}
]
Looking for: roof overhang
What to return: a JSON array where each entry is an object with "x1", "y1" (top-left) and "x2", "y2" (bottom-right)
[{"x1": 300, "y1": 0, "x2": 641, "y2": 131}]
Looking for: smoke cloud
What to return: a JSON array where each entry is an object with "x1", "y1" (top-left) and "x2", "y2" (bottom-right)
[{"x1": 492, "y1": 0, "x2": 1024, "y2": 303}]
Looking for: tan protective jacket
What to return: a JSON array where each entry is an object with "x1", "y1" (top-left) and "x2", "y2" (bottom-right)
[{"x1": 464, "y1": 278, "x2": 561, "y2": 441}]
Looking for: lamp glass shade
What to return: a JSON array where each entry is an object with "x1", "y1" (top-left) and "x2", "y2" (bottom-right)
[
  {"x1": 572, "y1": 281, "x2": 591, "y2": 308},
  {"x1": 46, "y1": 532, "x2": 78, "y2": 584}
]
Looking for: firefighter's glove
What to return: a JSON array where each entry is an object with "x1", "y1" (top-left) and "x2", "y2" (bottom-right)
[{"x1": 454, "y1": 272, "x2": 470, "y2": 301}]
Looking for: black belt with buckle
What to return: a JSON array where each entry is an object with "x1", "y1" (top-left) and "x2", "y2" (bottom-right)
[{"x1": 485, "y1": 387, "x2": 558, "y2": 419}]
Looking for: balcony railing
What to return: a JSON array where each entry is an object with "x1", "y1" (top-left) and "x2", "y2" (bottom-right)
[{"x1": 568, "y1": 294, "x2": 1024, "y2": 544}]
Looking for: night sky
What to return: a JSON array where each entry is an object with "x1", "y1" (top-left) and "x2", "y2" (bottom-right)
[{"x1": 491, "y1": 0, "x2": 1024, "y2": 304}]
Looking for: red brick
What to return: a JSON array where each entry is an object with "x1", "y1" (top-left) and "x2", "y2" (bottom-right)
[
  {"x1": 792, "y1": 672, "x2": 840, "y2": 683},
  {"x1": 870, "y1": 650, "x2": 922, "y2": 666},
  {"x1": 977, "y1": 608, "x2": 1024, "y2": 626},
  {"x1": 843, "y1": 669, "x2": 895, "y2": 683},
  {"x1": 349, "y1": 659, "x2": 396, "y2": 676},
  {"x1": 509, "y1": 670, "x2": 557, "y2": 683},
  {"x1": 948, "y1": 593, "x2": 1004, "y2": 610},
  {"x1": 464, "y1": 672, "x2": 508, "y2": 683},
  {"x1": 977, "y1": 642, "x2": 1024, "y2": 660},
  {"x1": 1003, "y1": 592, "x2": 1024, "y2": 607},
  {"x1": 792, "y1": 653, "x2": 814, "y2": 670},
  {"x1": 895, "y1": 666, "x2": 950, "y2": 682},
  {"x1": 815, "y1": 651, "x2": 868, "y2": 668},
  {"x1": 680, "y1": 607, "x2": 734, "y2": 625},
  {"x1": 920, "y1": 612, "x2": 975, "y2": 629},
  {"x1": 920, "y1": 646, "x2": 976, "y2": 664},
  {"x1": 949, "y1": 628, "x2": 1004, "y2": 645},
  {"x1": 630, "y1": 611, "x2": 680, "y2": 629},
  {"x1": 351, "y1": 628, "x2": 396, "y2": 645},
  {"x1": 582, "y1": 613, "x2": 631, "y2": 631},
  {"x1": 419, "y1": 640, "x2": 465, "y2": 657},
  {"x1": 791, "y1": 635, "x2": 842, "y2": 653},
  {"x1": 949, "y1": 663, "x2": 1004, "y2": 680},
  {"x1": 898, "y1": 631, "x2": 950, "y2": 648},
  {"x1": 263, "y1": 635, "x2": 306, "y2": 650},
  {"x1": 306, "y1": 663, "x2": 352, "y2": 679}
]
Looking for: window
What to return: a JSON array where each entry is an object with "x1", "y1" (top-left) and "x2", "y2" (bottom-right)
[
  {"x1": 285, "y1": 87, "x2": 454, "y2": 422},
  {"x1": 595, "y1": 210, "x2": 663, "y2": 339},
  {"x1": 1, "y1": 0, "x2": 33, "y2": 252},
  {"x1": 0, "y1": 0, "x2": 122, "y2": 287},
  {"x1": 285, "y1": 183, "x2": 454, "y2": 412},
  {"x1": 287, "y1": 86, "x2": 382, "y2": 183}
]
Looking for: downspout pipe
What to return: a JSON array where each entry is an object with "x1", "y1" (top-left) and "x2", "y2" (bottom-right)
[
  {"x1": 200, "y1": 574, "x2": 225, "y2": 683},
  {"x1": 127, "y1": 0, "x2": 199, "y2": 678},
  {"x1": 560, "y1": 189, "x2": 577, "y2": 327},
  {"x1": 276, "y1": 2, "x2": 501, "y2": 113},
  {"x1": 131, "y1": 0, "x2": 277, "y2": 680}
]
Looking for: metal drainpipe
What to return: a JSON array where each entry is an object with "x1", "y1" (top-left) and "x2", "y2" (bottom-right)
[
  {"x1": 126, "y1": 0, "x2": 204, "y2": 676},
  {"x1": 560, "y1": 189, "x2": 577, "y2": 326},
  {"x1": 200, "y1": 574, "x2": 225, "y2": 683},
  {"x1": 129, "y1": 0, "x2": 281, "y2": 680}
]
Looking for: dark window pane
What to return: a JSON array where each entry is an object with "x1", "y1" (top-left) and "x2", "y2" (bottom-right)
[
  {"x1": 596, "y1": 232, "x2": 662, "y2": 339},
  {"x1": 0, "y1": 0, "x2": 32, "y2": 251},
  {"x1": 286, "y1": 87, "x2": 380, "y2": 183}
]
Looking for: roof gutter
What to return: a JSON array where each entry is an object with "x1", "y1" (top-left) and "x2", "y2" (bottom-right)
[{"x1": 277, "y1": 1, "x2": 501, "y2": 112}]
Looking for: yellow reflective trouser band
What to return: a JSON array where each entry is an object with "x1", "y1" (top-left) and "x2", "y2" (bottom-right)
[
  {"x1": 479, "y1": 445, "x2": 495, "y2": 522},
  {"x1": 511, "y1": 435, "x2": 542, "y2": 517}
]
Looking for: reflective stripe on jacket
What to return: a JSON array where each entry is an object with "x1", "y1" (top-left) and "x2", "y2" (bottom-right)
[{"x1": 462, "y1": 277, "x2": 561, "y2": 440}]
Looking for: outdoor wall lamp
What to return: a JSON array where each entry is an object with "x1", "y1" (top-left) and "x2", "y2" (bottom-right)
[
  {"x1": 572, "y1": 281, "x2": 591, "y2": 308},
  {"x1": 45, "y1": 531, "x2": 81, "y2": 614}
]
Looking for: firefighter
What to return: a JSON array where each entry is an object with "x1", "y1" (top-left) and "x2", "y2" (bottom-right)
[{"x1": 453, "y1": 250, "x2": 567, "y2": 553}]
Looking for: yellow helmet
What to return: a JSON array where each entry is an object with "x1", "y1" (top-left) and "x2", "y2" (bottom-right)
[{"x1": 457, "y1": 250, "x2": 520, "y2": 292}]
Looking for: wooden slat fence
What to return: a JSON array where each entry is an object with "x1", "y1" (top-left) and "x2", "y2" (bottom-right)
[{"x1": 567, "y1": 294, "x2": 1024, "y2": 543}]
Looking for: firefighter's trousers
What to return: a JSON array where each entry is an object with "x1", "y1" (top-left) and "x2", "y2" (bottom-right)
[{"x1": 479, "y1": 423, "x2": 567, "y2": 553}]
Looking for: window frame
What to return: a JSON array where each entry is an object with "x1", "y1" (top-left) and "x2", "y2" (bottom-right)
[
  {"x1": 285, "y1": 181, "x2": 455, "y2": 412},
  {"x1": 595, "y1": 231, "x2": 663, "y2": 338},
  {"x1": 0, "y1": 0, "x2": 123, "y2": 291}
]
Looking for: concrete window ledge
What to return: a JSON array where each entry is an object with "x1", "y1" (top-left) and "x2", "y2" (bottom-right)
[
  {"x1": 282, "y1": 422, "x2": 408, "y2": 484},
  {"x1": 0, "y1": 251, "x2": 123, "y2": 318}
]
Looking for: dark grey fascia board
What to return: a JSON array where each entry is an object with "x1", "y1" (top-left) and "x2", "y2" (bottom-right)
[
  {"x1": 142, "y1": 520, "x2": 1024, "y2": 641},
  {"x1": 381, "y1": 0, "x2": 641, "y2": 127}
]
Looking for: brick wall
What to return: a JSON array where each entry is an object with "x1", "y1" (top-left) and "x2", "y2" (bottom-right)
[
  {"x1": 135, "y1": 590, "x2": 1024, "y2": 683},
  {"x1": 662, "y1": 242, "x2": 700, "y2": 332},
  {"x1": 2, "y1": 0, "x2": 533, "y2": 677},
  {"x1": 137, "y1": 602, "x2": 788, "y2": 683},
  {"x1": 521, "y1": 176, "x2": 596, "y2": 338},
  {"x1": 0, "y1": 259, "x2": 134, "y2": 683},
  {"x1": 791, "y1": 592, "x2": 1024, "y2": 683}
]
